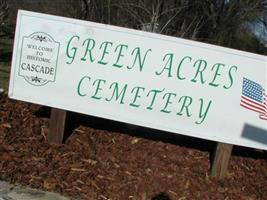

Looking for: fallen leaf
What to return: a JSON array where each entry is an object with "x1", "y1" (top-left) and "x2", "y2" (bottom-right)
[
  {"x1": 1, "y1": 123, "x2": 11, "y2": 128},
  {"x1": 43, "y1": 178, "x2": 57, "y2": 190},
  {"x1": 131, "y1": 138, "x2": 139, "y2": 144},
  {"x1": 81, "y1": 159, "x2": 97, "y2": 165}
]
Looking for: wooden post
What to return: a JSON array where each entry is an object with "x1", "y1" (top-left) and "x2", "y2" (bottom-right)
[
  {"x1": 48, "y1": 108, "x2": 66, "y2": 143},
  {"x1": 211, "y1": 143, "x2": 233, "y2": 179}
]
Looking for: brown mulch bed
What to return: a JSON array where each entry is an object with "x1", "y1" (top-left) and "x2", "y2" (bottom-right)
[{"x1": 0, "y1": 94, "x2": 267, "y2": 200}]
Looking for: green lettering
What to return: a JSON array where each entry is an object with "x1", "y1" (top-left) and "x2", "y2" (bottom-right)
[
  {"x1": 191, "y1": 59, "x2": 207, "y2": 84},
  {"x1": 129, "y1": 86, "x2": 145, "y2": 107},
  {"x1": 195, "y1": 98, "x2": 212, "y2": 124},
  {"x1": 127, "y1": 47, "x2": 152, "y2": 72},
  {"x1": 81, "y1": 38, "x2": 95, "y2": 62},
  {"x1": 209, "y1": 63, "x2": 225, "y2": 87},
  {"x1": 223, "y1": 65, "x2": 238, "y2": 89},
  {"x1": 177, "y1": 56, "x2": 192, "y2": 80},
  {"x1": 66, "y1": 35, "x2": 80, "y2": 64},
  {"x1": 77, "y1": 76, "x2": 91, "y2": 96},
  {"x1": 161, "y1": 92, "x2": 176, "y2": 113},
  {"x1": 91, "y1": 79, "x2": 106, "y2": 100},
  {"x1": 155, "y1": 53, "x2": 173, "y2": 77},
  {"x1": 177, "y1": 96, "x2": 192, "y2": 117},
  {"x1": 98, "y1": 41, "x2": 113, "y2": 65},
  {"x1": 106, "y1": 82, "x2": 127, "y2": 104},
  {"x1": 146, "y1": 89, "x2": 165, "y2": 110},
  {"x1": 113, "y1": 44, "x2": 128, "y2": 68}
]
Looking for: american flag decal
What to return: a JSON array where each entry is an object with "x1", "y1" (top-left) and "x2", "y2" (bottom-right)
[{"x1": 240, "y1": 78, "x2": 267, "y2": 121}]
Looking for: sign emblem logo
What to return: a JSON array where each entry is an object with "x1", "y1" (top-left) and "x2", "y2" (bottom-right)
[{"x1": 19, "y1": 32, "x2": 60, "y2": 86}]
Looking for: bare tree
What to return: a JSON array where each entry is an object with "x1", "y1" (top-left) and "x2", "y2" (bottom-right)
[
  {"x1": 2, "y1": 0, "x2": 266, "y2": 54},
  {"x1": 0, "y1": 0, "x2": 9, "y2": 36}
]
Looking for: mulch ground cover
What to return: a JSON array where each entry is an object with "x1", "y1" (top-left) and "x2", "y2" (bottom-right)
[{"x1": 0, "y1": 94, "x2": 266, "y2": 200}]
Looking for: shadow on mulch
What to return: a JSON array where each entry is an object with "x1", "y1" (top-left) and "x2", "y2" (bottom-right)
[
  {"x1": 152, "y1": 193, "x2": 171, "y2": 200},
  {"x1": 34, "y1": 106, "x2": 267, "y2": 162}
]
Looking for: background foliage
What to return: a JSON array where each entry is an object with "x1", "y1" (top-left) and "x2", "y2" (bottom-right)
[{"x1": 0, "y1": 0, "x2": 266, "y2": 90}]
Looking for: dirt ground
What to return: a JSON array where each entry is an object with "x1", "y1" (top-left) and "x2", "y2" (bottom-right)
[{"x1": 0, "y1": 94, "x2": 267, "y2": 200}]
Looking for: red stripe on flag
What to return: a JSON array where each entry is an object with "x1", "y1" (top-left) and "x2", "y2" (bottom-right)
[
  {"x1": 240, "y1": 98, "x2": 266, "y2": 113},
  {"x1": 241, "y1": 96, "x2": 266, "y2": 110},
  {"x1": 240, "y1": 103, "x2": 265, "y2": 115},
  {"x1": 259, "y1": 114, "x2": 267, "y2": 121}
]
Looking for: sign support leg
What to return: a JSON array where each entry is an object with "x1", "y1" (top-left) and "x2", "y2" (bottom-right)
[
  {"x1": 48, "y1": 108, "x2": 66, "y2": 144},
  {"x1": 211, "y1": 143, "x2": 233, "y2": 179}
]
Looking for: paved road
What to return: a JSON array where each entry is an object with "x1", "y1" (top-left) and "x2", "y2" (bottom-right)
[{"x1": 0, "y1": 181, "x2": 70, "y2": 200}]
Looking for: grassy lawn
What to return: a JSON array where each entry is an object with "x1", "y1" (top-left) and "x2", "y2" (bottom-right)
[{"x1": 0, "y1": 35, "x2": 13, "y2": 91}]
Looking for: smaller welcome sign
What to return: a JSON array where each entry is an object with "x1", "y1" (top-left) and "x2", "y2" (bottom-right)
[
  {"x1": 19, "y1": 32, "x2": 60, "y2": 86},
  {"x1": 9, "y1": 10, "x2": 267, "y2": 150}
]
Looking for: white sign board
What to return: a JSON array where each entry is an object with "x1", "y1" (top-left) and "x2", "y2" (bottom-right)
[{"x1": 9, "y1": 10, "x2": 267, "y2": 150}]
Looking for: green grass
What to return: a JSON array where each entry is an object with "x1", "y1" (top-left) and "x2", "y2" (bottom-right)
[{"x1": 0, "y1": 35, "x2": 13, "y2": 91}]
